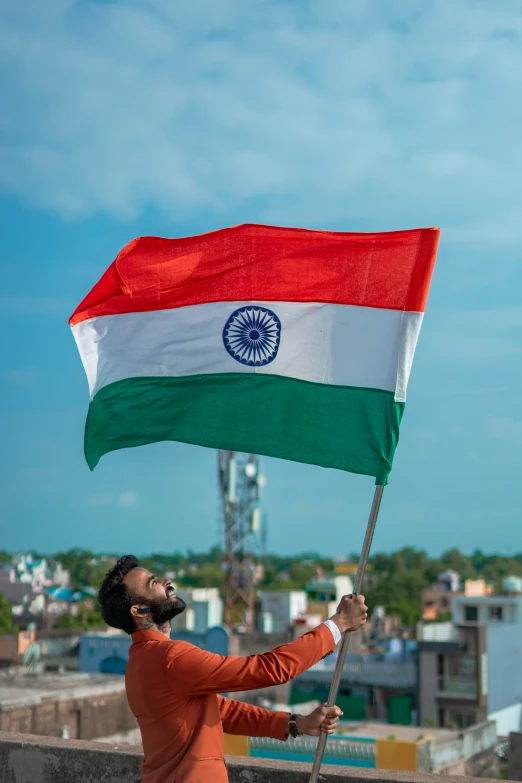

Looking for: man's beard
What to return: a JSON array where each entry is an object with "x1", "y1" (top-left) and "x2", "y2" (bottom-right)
[{"x1": 147, "y1": 595, "x2": 186, "y2": 626}]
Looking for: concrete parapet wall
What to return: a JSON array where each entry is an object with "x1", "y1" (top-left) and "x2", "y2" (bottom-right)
[
  {"x1": 509, "y1": 732, "x2": 522, "y2": 781},
  {"x1": 0, "y1": 731, "x2": 502, "y2": 783},
  {"x1": 0, "y1": 687, "x2": 135, "y2": 740},
  {"x1": 430, "y1": 722, "x2": 498, "y2": 778}
]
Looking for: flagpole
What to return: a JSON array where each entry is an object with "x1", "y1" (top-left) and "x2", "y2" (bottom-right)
[{"x1": 308, "y1": 484, "x2": 385, "y2": 783}]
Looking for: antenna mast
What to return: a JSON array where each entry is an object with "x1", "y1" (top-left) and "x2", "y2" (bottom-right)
[{"x1": 218, "y1": 450, "x2": 264, "y2": 630}]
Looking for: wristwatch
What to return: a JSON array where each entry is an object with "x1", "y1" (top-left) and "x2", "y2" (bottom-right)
[{"x1": 288, "y1": 714, "x2": 301, "y2": 738}]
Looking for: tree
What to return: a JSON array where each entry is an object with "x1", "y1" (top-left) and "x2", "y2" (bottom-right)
[
  {"x1": 288, "y1": 562, "x2": 317, "y2": 588},
  {"x1": 0, "y1": 593, "x2": 15, "y2": 633},
  {"x1": 54, "y1": 602, "x2": 105, "y2": 630},
  {"x1": 55, "y1": 549, "x2": 115, "y2": 589},
  {"x1": 440, "y1": 548, "x2": 476, "y2": 580},
  {"x1": 180, "y1": 563, "x2": 225, "y2": 591}
]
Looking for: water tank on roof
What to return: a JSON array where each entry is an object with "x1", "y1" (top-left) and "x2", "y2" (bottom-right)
[{"x1": 503, "y1": 576, "x2": 522, "y2": 593}]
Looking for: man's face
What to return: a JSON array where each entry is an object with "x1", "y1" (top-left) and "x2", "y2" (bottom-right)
[{"x1": 124, "y1": 567, "x2": 186, "y2": 627}]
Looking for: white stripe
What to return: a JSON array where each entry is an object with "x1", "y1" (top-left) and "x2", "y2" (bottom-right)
[{"x1": 72, "y1": 302, "x2": 423, "y2": 402}]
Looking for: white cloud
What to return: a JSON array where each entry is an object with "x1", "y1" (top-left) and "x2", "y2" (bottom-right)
[
  {"x1": 88, "y1": 490, "x2": 138, "y2": 507},
  {"x1": 118, "y1": 491, "x2": 138, "y2": 508},
  {"x1": 1, "y1": 0, "x2": 522, "y2": 238}
]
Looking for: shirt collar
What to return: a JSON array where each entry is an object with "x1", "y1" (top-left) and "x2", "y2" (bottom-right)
[{"x1": 131, "y1": 629, "x2": 171, "y2": 644}]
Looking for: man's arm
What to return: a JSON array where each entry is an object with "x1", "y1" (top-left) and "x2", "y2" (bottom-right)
[
  {"x1": 218, "y1": 695, "x2": 288, "y2": 740},
  {"x1": 167, "y1": 623, "x2": 334, "y2": 696},
  {"x1": 219, "y1": 696, "x2": 343, "y2": 741},
  {"x1": 166, "y1": 595, "x2": 367, "y2": 697}
]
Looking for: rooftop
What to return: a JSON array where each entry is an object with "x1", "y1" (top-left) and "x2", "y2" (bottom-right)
[
  {"x1": 453, "y1": 594, "x2": 522, "y2": 605},
  {"x1": 95, "y1": 721, "x2": 460, "y2": 751},
  {"x1": 0, "y1": 671, "x2": 124, "y2": 710},
  {"x1": 335, "y1": 723, "x2": 457, "y2": 746}
]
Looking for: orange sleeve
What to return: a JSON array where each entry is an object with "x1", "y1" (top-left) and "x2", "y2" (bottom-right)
[
  {"x1": 166, "y1": 624, "x2": 335, "y2": 696},
  {"x1": 218, "y1": 695, "x2": 288, "y2": 740}
]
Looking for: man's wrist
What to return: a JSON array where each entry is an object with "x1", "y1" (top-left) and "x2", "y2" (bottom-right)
[
  {"x1": 329, "y1": 613, "x2": 346, "y2": 635},
  {"x1": 286, "y1": 713, "x2": 305, "y2": 737},
  {"x1": 296, "y1": 715, "x2": 307, "y2": 735},
  {"x1": 324, "y1": 618, "x2": 342, "y2": 645}
]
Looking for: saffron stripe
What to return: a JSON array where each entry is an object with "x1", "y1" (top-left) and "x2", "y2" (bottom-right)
[{"x1": 70, "y1": 223, "x2": 439, "y2": 325}]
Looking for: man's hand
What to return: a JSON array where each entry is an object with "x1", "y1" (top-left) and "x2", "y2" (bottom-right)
[
  {"x1": 295, "y1": 704, "x2": 343, "y2": 736},
  {"x1": 330, "y1": 594, "x2": 368, "y2": 634}
]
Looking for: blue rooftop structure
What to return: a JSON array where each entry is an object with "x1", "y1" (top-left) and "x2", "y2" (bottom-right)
[
  {"x1": 80, "y1": 626, "x2": 229, "y2": 675},
  {"x1": 45, "y1": 586, "x2": 91, "y2": 602}
]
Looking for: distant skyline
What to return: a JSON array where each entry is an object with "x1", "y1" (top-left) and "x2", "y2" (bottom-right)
[
  {"x1": 1, "y1": 542, "x2": 521, "y2": 561},
  {"x1": 1, "y1": 1, "x2": 521, "y2": 557}
]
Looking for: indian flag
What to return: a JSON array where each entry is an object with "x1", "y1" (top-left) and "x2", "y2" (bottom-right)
[{"x1": 70, "y1": 223, "x2": 439, "y2": 482}]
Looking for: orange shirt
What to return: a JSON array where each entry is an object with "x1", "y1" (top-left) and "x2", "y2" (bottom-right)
[{"x1": 125, "y1": 624, "x2": 335, "y2": 783}]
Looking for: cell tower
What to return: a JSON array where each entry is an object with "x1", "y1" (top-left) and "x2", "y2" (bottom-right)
[{"x1": 218, "y1": 450, "x2": 264, "y2": 630}]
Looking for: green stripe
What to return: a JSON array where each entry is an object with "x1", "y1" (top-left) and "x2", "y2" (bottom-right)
[{"x1": 85, "y1": 374, "x2": 404, "y2": 479}]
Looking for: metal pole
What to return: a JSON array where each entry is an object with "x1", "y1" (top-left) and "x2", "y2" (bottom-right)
[{"x1": 309, "y1": 484, "x2": 384, "y2": 783}]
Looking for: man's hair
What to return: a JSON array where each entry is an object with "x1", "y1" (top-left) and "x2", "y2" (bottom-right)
[{"x1": 98, "y1": 555, "x2": 140, "y2": 635}]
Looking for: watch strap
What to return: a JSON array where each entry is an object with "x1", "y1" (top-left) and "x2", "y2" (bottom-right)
[{"x1": 288, "y1": 713, "x2": 301, "y2": 738}]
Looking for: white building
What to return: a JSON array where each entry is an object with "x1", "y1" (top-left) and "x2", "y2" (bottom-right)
[
  {"x1": 452, "y1": 592, "x2": 522, "y2": 735},
  {"x1": 14, "y1": 555, "x2": 48, "y2": 590},
  {"x1": 258, "y1": 590, "x2": 308, "y2": 633},
  {"x1": 12, "y1": 554, "x2": 70, "y2": 592},
  {"x1": 305, "y1": 574, "x2": 354, "y2": 619},
  {"x1": 437, "y1": 569, "x2": 461, "y2": 593},
  {"x1": 171, "y1": 588, "x2": 223, "y2": 634},
  {"x1": 49, "y1": 562, "x2": 70, "y2": 588}
]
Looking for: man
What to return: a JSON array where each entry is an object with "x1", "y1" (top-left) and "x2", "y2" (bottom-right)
[{"x1": 99, "y1": 555, "x2": 368, "y2": 783}]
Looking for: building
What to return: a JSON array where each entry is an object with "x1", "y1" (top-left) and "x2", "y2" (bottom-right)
[
  {"x1": 422, "y1": 589, "x2": 454, "y2": 622},
  {"x1": 7, "y1": 554, "x2": 70, "y2": 592},
  {"x1": 0, "y1": 556, "x2": 73, "y2": 629},
  {"x1": 422, "y1": 574, "x2": 492, "y2": 622},
  {"x1": 422, "y1": 570, "x2": 460, "y2": 621},
  {"x1": 0, "y1": 631, "x2": 36, "y2": 667},
  {"x1": 257, "y1": 590, "x2": 307, "y2": 633},
  {"x1": 368, "y1": 606, "x2": 403, "y2": 644},
  {"x1": 80, "y1": 626, "x2": 229, "y2": 674},
  {"x1": 0, "y1": 565, "x2": 33, "y2": 607},
  {"x1": 418, "y1": 585, "x2": 522, "y2": 736},
  {"x1": 13, "y1": 555, "x2": 49, "y2": 590},
  {"x1": 452, "y1": 590, "x2": 522, "y2": 735},
  {"x1": 418, "y1": 623, "x2": 488, "y2": 730},
  {"x1": 292, "y1": 648, "x2": 418, "y2": 724},
  {"x1": 0, "y1": 670, "x2": 135, "y2": 740},
  {"x1": 503, "y1": 576, "x2": 522, "y2": 594},
  {"x1": 170, "y1": 587, "x2": 223, "y2": 634},
  {"x1": 464, "y1": 580, "x2": 493, "y2": 597},
  {"x1": 87, "y1": 717, "x2": 498, "y2": 777},
  {"x1": 305, "y1": 574, "x2": 354, "y2": 620},
  {"x1": 43, "y1": 586, "x2": 95, "y2": 624},
  {"x1": 48, "y1": 561, "x2": 71, "y2": 588},
  {"x1": 246, "y1": 720, "x2": 498, "y2": 777}
]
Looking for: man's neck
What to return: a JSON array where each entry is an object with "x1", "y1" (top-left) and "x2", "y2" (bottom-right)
[{"x1": 135, "y1": 620, "x2": 171, "y2": 638}]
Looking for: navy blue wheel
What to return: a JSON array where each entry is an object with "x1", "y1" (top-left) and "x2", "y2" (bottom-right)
[{"x1": 223, "y1": 306, "x2": 281, "y2": 367}]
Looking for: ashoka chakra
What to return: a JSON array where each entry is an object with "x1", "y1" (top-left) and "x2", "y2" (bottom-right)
[{"x1": 223, "y1": 306, "x2": 281, "y2": 367}]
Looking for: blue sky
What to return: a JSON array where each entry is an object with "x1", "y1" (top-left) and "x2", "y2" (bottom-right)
[{"x1": 1, "y1": 0, "x2": 521, "y2": 558}]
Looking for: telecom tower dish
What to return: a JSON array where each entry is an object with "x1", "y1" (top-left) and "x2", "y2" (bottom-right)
[{"x1": 218, "y1": 450, "x2": 264, "y2": 630}]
